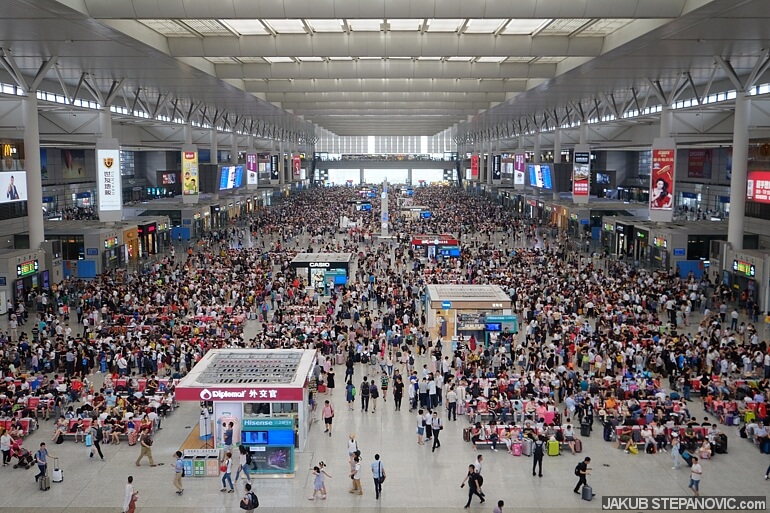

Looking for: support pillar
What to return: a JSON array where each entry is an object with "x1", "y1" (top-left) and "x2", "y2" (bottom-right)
[
  {"x1": 360, "y1": 168, "x2": 364, "y2": 185},
  {"x1": 100, "y1": 110, "x2": 112, "y2": 139},
  {"x1": 407, "y1": 168, "x2": 413, "y2": 186},
  {"x1": 210, "y1": 131, "x2": 218, "y2": 165},
  {"x1": 183, "y1": 123, "x2": 192, "y2": 145},
  {"x1": 728, "y1": 93, "x2": 750, "y2": 250},
  {"x1": 553, "y1": 128, "x2": 562, "y2": 164},
  {"x1": 579, "y1": 123, "x2": 588, "y2": 145},
  {"x1": 278, "y1": 142, "x2": 285, "y2": 185},
  {"x1": 660, "y1": 106, "x2": 673, "y2": 138},
  {"x1": 23, "y1": 96, "x2": 44, "y2": 249},
  {"x1": 487, "y1": 143, "x2": 493, "y2": 186},
  {"x1": 534, "y1": 132, "x2": 542, "y2": 164},
  {"x1": 230, "y1": 132, "x2": 238, "y2": 165}
]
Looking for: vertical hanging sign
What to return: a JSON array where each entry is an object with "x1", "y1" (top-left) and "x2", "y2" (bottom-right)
[
  {"x1": 572, "y1": 145, "x2": 590, "y2": 204},
  {"x1": 471, "y1": 155, "x2": 479, "y2": 178},
  {"x1": 96, "y1": 138, "x2": 122, "y2": 221},
  {"x1": 181, "y1": 144, "x2": 199, "y2": 204},
  {"x1": 649, "y1": 138, "x2": 676, "y2": 222},
  {"x1": 492, "y1": 154, "x2": 501, "y2": 181}
]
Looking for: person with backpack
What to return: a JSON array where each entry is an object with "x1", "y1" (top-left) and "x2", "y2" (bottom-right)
[
  {"x1": 369, "y1": 380, "x2": 379, "y2": 412},
  {"x1": 360, "y1": 377, "x2": 370, "y2": 412},
  {"x1": 573, "y1": 457, "x2": 594, "y2": 497},
  {"x1": 89, "y1": 420, "x2": 104, "y2": 460},
  {"x1": 240, "y1": 482, "x2": 259, "y2": 511},
  {"x1": 345, "y1": 380, "x2": 356, "y2": 411},
  {"x1": 235, "y1": 445, "x2": 252, "y2": 484},
  {"x1": 532, "y1": 435, "x2": 545, "y2": 478},
  {"x1": 135, "y1": 432, "x2": 156, "y2": 467},
  {"x1": 460, "y1": 463, "x2": 485, "y2": 508}
]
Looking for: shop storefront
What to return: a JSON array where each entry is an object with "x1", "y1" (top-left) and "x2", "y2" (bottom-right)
[
  {"x1": 634, "y1": 227, "x2": 650, "y2": 266},
  {"x1": 425, "y1": 284, "x2": 513, "y2": 340},
  {"x1": 601, "y1": 221, "x2": 615, "y2": 255},
  {"x1": 175, "y1": 349, "x2": 318, "y2": 476},
  {"x1": 123, "y1": 227, "x2": 139, "y2": 262},
  {"x1": 650, "y1": 234, "x2": 669, "y2": 271},
  {"x1": 0, "y1": 249, "x2": 47, "y2": 309},
  {"x1": 137, "y1": 223, "x2": 158, "y2": 257},
  {"x1": 723, "y1": 249, "x2": 770, "y2": 310},
  {"x1": 614, "y1": 222, "x2": 634, "y2": 257},
  {"x1": 289, "y1": 253, "x2": 352, "y2": 292}
]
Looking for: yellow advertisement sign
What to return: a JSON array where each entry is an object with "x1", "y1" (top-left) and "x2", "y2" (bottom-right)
[{"x1": 182, "y1": 150, "x2": 198, "y2": 195}]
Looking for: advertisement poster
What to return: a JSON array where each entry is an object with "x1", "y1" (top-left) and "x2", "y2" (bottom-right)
[
  {"x1": 292, "y1": 155, "x2": 301, "y2": 176},
  {"x1": 572, "y1": 147, "x2": 590, "y2": 202},
  {"x1": 270, "y1": 155, "x2": 280, "y2": 180},
  {"x1": 61, "y1": 149, "x2": 86, "y2": 180},
  {"x1": 514, "y1": 153, "x2": 526, "y2": 185},
  {"x1": 746, "y1": 171, "x2": 770, "y2": 204},
  {"x1": 649, "y1": 149, "x2": 675, "y2": 210},
  {"x1": 246, "y1": 153, "x2": 258, "y2": 185},
  {"x1": 471, "y1": 155, "x2": 479, "y2": 178},
  {"x1": 182, "y1": 150, "x2": 199, "y2": 195},
  {"x1": 40, "y1": 149, "x2": 48, "y2": 180},
  {"x1": 687, "y1": 149, "x2": 712, "y2": 178},
  {"x1": 0, "y1": 171, "x2": 27, "y2": 203},
  {"x1": 492, "y1": 155, "x2": 501, "y2": 180},
  {"x1": 96, "y1": 149, "x2": 121, "y2": 211}
]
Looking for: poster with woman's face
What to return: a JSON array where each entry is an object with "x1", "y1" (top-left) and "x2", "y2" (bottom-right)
[{"x1": 649, "y1": 149, "x2": 675, "y2": 210}]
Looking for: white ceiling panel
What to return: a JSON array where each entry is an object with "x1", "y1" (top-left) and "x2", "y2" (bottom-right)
[
  {"x1": 426, "y1": 19, "x2": 463, "y2": 32},
  {"x1": 502, "y1": 19, "x2": 550, "y2": 35},
  {"x1": 182, "y1": 19, "x2": 233, "y2": 36},
  {"x1": 263, "y1": 19, "x2": 306, "y2": 33},
  {"x1": 139, "y1": 19, "x2": 195, "y2": 37},
  {"x1": 307, "y1": 19, "x2": 344, "y2": 32},
  {"x1": 538, "y1": 19, "x2": 591, "y2": 36},
  {"x1": 387, "y1": 19, "x2": 422, "y2": 31},
  {"x1": 576, "y1": 19, "x2": 634, "y2": 37},
  {"x1": 464, "y1": 19, "x2": 508, "y2": 33},
  {"x1": 348, "y1": 19, "x2": 381, "y2": 31},
  {"x1": 221, "y1": 19, "x2": 268, "y2": 35}
]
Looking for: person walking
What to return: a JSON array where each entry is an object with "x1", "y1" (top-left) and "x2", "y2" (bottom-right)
[
  {"x1": 360, "y1": 376, "x2": 370, "y2": 412},
  {"x1": 223, "y1": 421, "x2": 234, "y2": 452},
  {"x1": 346, "y1": 380, "x2": 356, "y2": 411},
  {"x1": 573, "y1": 456, "x2": 594, "y2": 497},
  {"x1": 370, "y1": 380, "x2": 379, "y2": 412},
  {"x1": 461, "y1": 463, "x2": 485, "y2": 508},
  {"x1": 688, "y1": 456, "x2": 702, "y2": 497},
  {"x1": 89, "y1": 420, "x2": 104, "y2": 460},
  {"x1": 220, "y1": 451, "x2": 234, "y2": 492},
  {"x1": 371, "y1": 453, "x2": 385, "y2": 500},
  {"x1": 123, "y1": 475, "x2": 138, "y2": 513},
  {"x1": 347, "y1": 433, "x2": 359, "y2": 465},
  {"x1": 493, "y1": 499, "x2": 505, "y2": 513},
  {"x1": 309, "y1": 463, "x2": 331, "y2": 500},
  {"x1": 173, "y1": 451, "x2": 184, "y2": 495},
  {"x1": 416, "y1": 409, "x2": 425, "y2": 445},
  {"x1": 135, "y1": 432, "x2": 156, "y2": 467},
  {"x1": 235, "y1": 445, "x2": 252, "y2": 484},
  {"x1": 431, "y1": 411, "x2": 443, "y2": 452},
  {"x1": 322, "y1": 400, "x2": 335, "y2": 436},
  {"x1": 1, "y1": 429, "x2": 13, "y2": 466},
  {"x1": 446, "y1": 385, "x2": 458, "y2": 421},
  {"x1": 241, "y1": 483, "x2": 259, "y2": 511},
  {"x1": 532, "y1": 435, "x2": 545, "y2": 477},
  {"x1": 349, "y1": 456, "x2": 363, "y2": 495},
  {"x1": 33, "y1": 442, "x2": 50, "y2": 483},
  {"x1": 393, "y1": 376, "x2": 404, "y2": 411},
  {"x1": 671, "y1": 433, "x2": 682, "y2": 470}
]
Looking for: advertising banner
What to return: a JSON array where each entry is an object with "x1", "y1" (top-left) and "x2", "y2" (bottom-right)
[
  {"x1": 292, "y1": 155, "x2": 301, "y2": 177},
  {"x1": 746, "y1": 171, "x2": 770, "y2": 204},
  {"x1": 96, "y1": 148, "x2": 121, "y2": 211},
  {"x1": 572, "y1": 145, "x2": 590, "y2": 204},
  {"x1": 513, "y1": 151, "x2": 526, "y2": 188},
  {"x1": 649, "y1": 138, "x2": 676, "y2": 222},
  {"x1": 0, "y1": 171, "x2": 27, "y2": 203},
  {"x1": 61, "y1": 149, "x2": 86, "y2": 180},
  {"x1": 181, "y1": 145, "x2": 199, "y2": 204},
  {"x1": 270, "y1": 154, "x2": 280, "y2": 180},
  {"x1": 492, "y1": 154, "x2": 501, "y2": 181},
  {"x1": 471, "y1": 155, "x2": 479, "y2": 178},
  {"x1": 246, "y1": 152, "x2": 258, "y2": 186},
  {"x1": 687, "y1": 149, "x2": 712, "y2": 179}
]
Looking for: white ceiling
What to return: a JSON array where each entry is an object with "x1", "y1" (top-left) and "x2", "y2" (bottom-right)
[{"x1": 0, "y1": 0, "x2": 769, "y2": 139}]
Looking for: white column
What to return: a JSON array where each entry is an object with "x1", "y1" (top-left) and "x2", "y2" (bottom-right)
[
  {"x1": 230, "y1": 132, "x2": 238, "y2": 165},
  {"x1": 533, "y1": 132, "x2": 542, "y2": 164},
  {"x1": 553, "y1": 128, "x2": 562, "y2": 164},
  {"x1": 248, "y1": 135, "x2": 254, "y2": 151},
  {"x1": 100, "y1": 109, "x2": 112, "y2": 139},
  {"x1": 23, "y1": 96, "x2": 44, "y2": 249},
  {"x1": 660, "y1": 106, "x2": 673, "y2": 138},
  {"x1": 210, "y1": 130, "x2": 218, "y2": 165},
  {"x1": 728, "y1": 92, "x2": 750, "y2": 250},
  {"x1": 183, "y1": 123, "x2": 193, "y2": 145},
  {"x1": 278, "y1": 142, "x2": 285, "y2": 185},
  {"x1": 486, "y1": 143, "x2": 493, "y2": 186},
  {"x1": 579, "y1": 123, "x2": 588, "y2": 145}
]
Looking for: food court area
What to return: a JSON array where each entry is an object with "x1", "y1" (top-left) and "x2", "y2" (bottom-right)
[{"x1": 0, "y1": 183, "x2": 766, "y2": 513}]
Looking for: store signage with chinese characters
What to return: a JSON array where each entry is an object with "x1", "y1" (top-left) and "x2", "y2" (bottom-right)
[
  {"x1": 733, "y1": 259, "x2": 756, "y2": 277},
  {"x1": 104, "y1": 237, "x2": 118, "y2": 249},
  {"x1": 603, "y1": 223, "x2": 614, "y2": 232},
  {"x1": 572, "y1": 148, "x2": 591, "y2": 200},
  {"x1": 411, "y1": 237, "x2": 460, "y2": 246},
  {"x1": 97, "y1": 148, "x2": 122, "y2": 211},
  {"x1": 653, "y1": 237, "x2": 668, "y2": 248},
  {"x1": 16, "y1": 259, "x2": 38, "y2": 277},
  {"x1": 175, "y1": 387, "x2": 304, "y2": 402},
  {"x1": 747, "y1": 171, "x2": 770, "y2": 204}
]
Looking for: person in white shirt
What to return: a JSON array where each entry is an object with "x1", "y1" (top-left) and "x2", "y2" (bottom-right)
[{"x1": 688, "y1": 456, "x2": 702, "y2": 496}]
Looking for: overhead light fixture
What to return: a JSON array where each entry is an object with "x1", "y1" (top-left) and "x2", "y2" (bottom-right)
[{"x1": 380, "y1": 20, "x2": 390, "y2": 32}]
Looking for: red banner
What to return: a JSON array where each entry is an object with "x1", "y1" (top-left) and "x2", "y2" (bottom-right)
[
  {"x1": 650, "y1": 149, "x2": 675, "y2": 210},
  {"x1": 687, "y1": 149, "x2": 712, "y2": 178},
  {"x1": 747, "y1": 171, "x2": 770, "y2": 204},
  {"x1": 471, "y1": 155, "x2": 479, "y2": 178},
  {"x1": 292, "y1": 155, "x2": 301, "y2": 176},
  {"x1": 176, "y1": 386, "x2": 304, "y2": 402}
]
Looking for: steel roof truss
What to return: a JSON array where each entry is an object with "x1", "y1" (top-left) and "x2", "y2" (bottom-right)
[
  {"x1": 746, "y1": 48, "x2": 770, "y2": 91},
  {"x1": 714, "y1": 56, "x2": 743, "y2": 92},
  {"x1": 0, "y1": 48, "x2": 28, "y2": 93},
  {"x1": 104, "y1": 78, "x2": 126, "y2": 107}
]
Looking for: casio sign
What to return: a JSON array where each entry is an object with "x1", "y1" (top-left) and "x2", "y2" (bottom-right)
[{"x1": 309, "y1": 262, "x2": 330, "y2": 268}]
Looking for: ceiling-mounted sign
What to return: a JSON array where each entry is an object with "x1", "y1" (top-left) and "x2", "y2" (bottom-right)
[
  {"x1": 270, "y1": 155, "x2": 280, "y2": 180},
  {"x1": 292, "y1": 155, "x2": 301, "y2": 176},
  {"x1": 182, "y1": 149, "x2": 198, "y2": 196},
  {"x1": 733, "y1": 259, "x2": 756, "y2": 277},
  {"x1": 471, "y1": 155, "x2": 479, "y2": 178},
  {"x1": 653, "y1": 237, "x2": 668, "y2": 248},
  {"x1": 97, "y1": 148, "x2": 121, "y2": 211},
  {"x1": 649, "y1": 138, "x2": 676, "y2": 223},
  {"x1": 572, "y1": 146, "x2": 590, "y2": 203},
  {"x1": 513, "y1": 152, "x2": 526, "y2": 187},
  {"x1": 441, "y1": 301, "x2": 452, "y2": 310},
  {"x1": 492, "y1": 155, "x2": 501, "y2": 180},
  {"x1": 16, "y1": 259, "x2": 38, "y2": 277}
]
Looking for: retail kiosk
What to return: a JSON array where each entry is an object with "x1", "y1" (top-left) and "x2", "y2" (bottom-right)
[
  {"x1": 289, "y1": 253, "x2": 352, "y2": 293},
  {"x1": 175, "y1": 349, "x2": 317, "y2": 476},
  {"x1": 424, "y1": 284, "x2": 513, "y2": 341},
  {"x1": 411, "y1": 233, "x2": 460, "y2": 259}
]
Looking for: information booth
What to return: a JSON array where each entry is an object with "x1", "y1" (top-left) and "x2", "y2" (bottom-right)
[
  {"x1": 175, "y1": 349, "x2": 318, "y2": 477},
  {"x1": 411, "y1": 234, "x2": 460, "y2": 259},
  {"x1": 424, "y1": 284, "x2": 513, "y2": 341},
  {"x1": 290, "y1": 253, "x2": 352, "y2": 293}
]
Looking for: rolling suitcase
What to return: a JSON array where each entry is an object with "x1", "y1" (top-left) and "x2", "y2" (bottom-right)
[
  {"x1": 581, "y1": 422, "x2": 591, "y2": 438},
  {"x1": 522, "y1": 438, "x2": 533, "y2": 457},
  {"x1": 52, "y1": 458, "x2": 63, "y2": 483},
  {"x1": 512, "y1": 443, "x2": 522, "y2": 456},
  {"x1": 336, "y1": 353, "x2": 344, "y2": 365},
  {"x1": 463, "y1": 428, "x2": 471, "y2": 442},
  {"x1": 547, "y1": 440, "x2": 560, "y2": 456},
  {"x1": 574, "y1": 438, "x2": 583, "y2": 453},
  {"x1": 581, "y1": 485, "x2": 593, "y2": 501},
  {"x1": 39, "y1": 470, "x2": 50, "y2": 491},
  {"x1": 128, "y1": 430, "x2": 138, "y2": 446}
]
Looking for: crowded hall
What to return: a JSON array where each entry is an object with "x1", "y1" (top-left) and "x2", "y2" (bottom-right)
[{"x1": 1, "y1": 1, "x2": 770, "y2": 512}]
